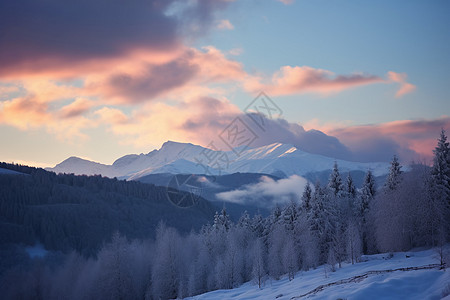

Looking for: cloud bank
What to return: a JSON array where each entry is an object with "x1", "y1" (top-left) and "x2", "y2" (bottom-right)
[{"x1": 216, "y1": 175, "x2": 309, "y2": 207}]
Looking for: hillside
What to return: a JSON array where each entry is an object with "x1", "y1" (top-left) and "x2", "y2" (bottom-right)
[
  {"x1": 187, "y1": 248, "x2": 450, "y2": 300},
  {"x1": 0, "y1": 163, "x2": 216, "y2": 256}
]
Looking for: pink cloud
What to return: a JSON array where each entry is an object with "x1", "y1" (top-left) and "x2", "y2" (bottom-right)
[
  {"x1": 278, "y1": 0, "x2": 295, "y2": 4},
  {"x1": 217, "y1": 19, "x2": 234, "y2": 30},
  {"x1": 246, "y1": 66, "x2": 383, "y2": 96},
  {"x1": 328, "y1": 117, "x2": 450, "y2": 163},
  {"x1": 387, "y1": 71, "x2": 416, "y2": 98}
]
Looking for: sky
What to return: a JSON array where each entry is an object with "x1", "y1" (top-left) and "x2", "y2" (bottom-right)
[{"x1": 0, "y1": 0, "x2": 449, "y2": 167}]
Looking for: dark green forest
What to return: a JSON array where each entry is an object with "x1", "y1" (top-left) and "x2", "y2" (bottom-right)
[{"x1": 0, "y1": 162, "x2": 215, "y2": 257}]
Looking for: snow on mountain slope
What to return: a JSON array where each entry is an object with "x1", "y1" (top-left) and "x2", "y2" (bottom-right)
[
  {"x1": 187, "y1": 248, "x2": 449, "y2": 300},
  {"x1": 47, "y1": 141, "x2": 390, "y2": 180},
  {"x1": 48, "y1": 156, "x2": 117, "y2": 177}
]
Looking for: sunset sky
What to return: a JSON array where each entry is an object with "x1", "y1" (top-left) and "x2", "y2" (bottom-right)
[{"x1": 0, "y1": 0, "x2": 449, "y2": 167}]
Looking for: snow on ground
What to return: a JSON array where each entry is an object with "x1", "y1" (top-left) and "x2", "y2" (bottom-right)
[{"x1": 187, "y1": 248, "x2": 450, "y2": 300}]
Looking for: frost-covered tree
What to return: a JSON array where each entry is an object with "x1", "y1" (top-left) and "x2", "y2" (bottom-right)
[
  {"x1": 310, "y1": 181, "x2": 335, "y2": 264},
  {"x1": 428, "y1": 129, "x2": 450, "y2": 244},
  {"x1": 237, "y1": 211, "x2": 251, "y2": 229},
  {"x1": 346, "y1": 220, "x2": 362, "y2": 264},
  {"x1": 328, "y1": 162, "x2": 343, "y2": 197},
  {"x1": 251, "y1": 213, "x2": 265, "y2": 238},
  {"x1": 213, "y1": 208, "x2": 232, "y2": 232},
  {"x1": 344, "y1": 173, "x2": 357, "y2": 200},
  {"x1": 357, "y1": 170, "x2": 376, "y2": 253},
  {"x1": 301, "y1": 181, "x2": 312, "y2": 213},
  {"x1": 96, "y1": 232, "x2": 135, "y2": 300},
  {"x1": 282, "y1": 200, "x2": 298, "y2": 232},
  {"x1": 385, "y1": 155, "x2": 403, "y2": 191},
  {"x1": 431, "y1": 129, "x2": 450, "y2": 204},
  {"x1": 251, "y1": 238, "x2": 266, "y2": 288},
  {"x1": 151, "y1": 224, "x2": 183, "y2": 299},
  {"x1": 282, "y1": 238, "x2": 298, "y2": 281},
  {"x1": 267, "y1": 223, "x2": 286, "y2": 280}
]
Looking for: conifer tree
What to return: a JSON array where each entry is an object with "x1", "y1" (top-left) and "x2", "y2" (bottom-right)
[
  {"x1": 301, "y1": 182, "x2": 312, "y2": 213},
  {"x1": 328, "y1": 162, "x2": 343, "y2": 197},
  {"x1": 431, "y1": 129, "x2": 450, "y2": 203},
  {"x1": 385, "y1": 155, "x2": 402, "y2": 191}
]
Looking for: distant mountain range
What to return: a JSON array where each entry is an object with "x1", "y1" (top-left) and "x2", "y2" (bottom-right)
[{"x1": 47, "y1": 141, "x2": 390, "y2": 180}]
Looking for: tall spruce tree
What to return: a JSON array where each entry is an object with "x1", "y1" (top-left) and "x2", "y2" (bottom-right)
[
  {"x1": 358, "y1": 170, "x2": 376, "y2": 253},
  {"x1": 328, "y1": 162, "x2": 343, "y2": 197},
  {"x1": 385, "y1": 155, "x2": 402, "y2": 191},
  {"x1": 301, "y1": 182, "x2": 312, "y2": 213},
  {"x1": 431, "y1": 129, "x2": 450, "y2": 203},
  {"x1": 429, "y1": 129, "x2": 450, "y2": 244}
]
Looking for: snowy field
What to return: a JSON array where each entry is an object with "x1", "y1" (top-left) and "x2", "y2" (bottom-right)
[{"x1": 187, "y1": 248, "x2": 450, "y2": 300}]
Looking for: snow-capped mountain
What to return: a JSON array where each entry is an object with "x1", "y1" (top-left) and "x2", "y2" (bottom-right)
[{"x1": 47, "y1": 141, "x2": 390, "y2": 180}]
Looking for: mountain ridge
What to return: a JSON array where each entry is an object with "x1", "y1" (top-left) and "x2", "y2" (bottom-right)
[{"x1": 47, "y1": 141, "x2": 391, "y2": 180}]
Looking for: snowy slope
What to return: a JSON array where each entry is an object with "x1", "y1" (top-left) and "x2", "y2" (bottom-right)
[
  {"x1": 187, "y1": 248, "x2": 449, "y2": 300},
  {"x1": 47, "y1": 141, "x2": 390, "y2": 180}
]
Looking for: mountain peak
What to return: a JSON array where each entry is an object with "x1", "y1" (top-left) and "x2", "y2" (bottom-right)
[{"x1": 160, "y1": 140, "x2": 194, "y2": 149}]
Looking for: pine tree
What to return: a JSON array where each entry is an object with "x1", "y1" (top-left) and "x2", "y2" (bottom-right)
[
  {"x1": 385, "y1": 155, "x2": 402, "y2": 191},
  {"x1": 213, "y1": 208, "x2": 231, "y2": 232},
  {"x1": 344, "y1": 173, "x2": 356, "y2": 199},
  {"x1": 431, "y1": 129, "x2": 450, "y2": 203},
  {"x1": 301, "y1": 182, "x2": 312, "y2": 213},
  {"x1": 429, "y1": 129, "x2": 450, "y2": 244},
  {"x1": 358, "y1": 170, "x2": 376, "y2": 218},
  {"x1": 237, "y1": 211, "x2": 251, "y2": 229},
  {"x1": 282, "y1": 200, "x2": 298, "y2": 232},
  {"x1": 328, "y1": 162, "x2": 343, "y2": 197},
  {"x1": 251, "y1": 213, "x2": 265, "y2": 238},
  {"x1": 358, "y1": 170, "x2": 376, "y2": 253}
]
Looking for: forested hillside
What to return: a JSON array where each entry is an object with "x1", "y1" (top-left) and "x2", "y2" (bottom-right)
[{"x1": 0, "y1": 163, "x2": 215, "y2": 256}]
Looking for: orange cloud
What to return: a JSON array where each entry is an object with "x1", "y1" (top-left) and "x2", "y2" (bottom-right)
[
  {"x1": 0, "y1": 95, "x2": 94, "y2": 140},
  {"x1": 59, "y1": 98, "x2": 94, "y2": 119}
]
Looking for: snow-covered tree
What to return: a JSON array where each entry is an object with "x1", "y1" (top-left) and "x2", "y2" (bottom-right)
[
  {"x1": 328, "y1": 162, "x2": 343, "y2": 197},
  {"x1": 385, "y1": 155, "x2": 403, "y2": 191},
  {"x1": 251, "y1": 238, "x2": 266, "y2": 288},
  {"x1": 346, "y1": 220, "x2": 362, "y2": 264},
  {"x1": 97, "y1": 232, "x2": 135, "y2": 300},
  {"x1": 428, "y1": 129, "x2": 450, "y2": 244},
  {"x1": 151, "y1": 224, "x2": 183, "y2": 299},
  {"x1": 237, "y1": 211, "x2": 251, "y2": 229},
  {"x1": 357, "y1": 170, "x2": 376, "y2": 253},
  {"x1": 282, "y1": 200, "x2": 298, "y2": 232},
  {"x1": 301, "y1": 181, "x2": 312, "y2": 213},
  {"x1": 282, "y1": 238, "x2": 298, "y2": 281},
  {"x1": 344, "y1": 173, "x2": 357, "y2": 200},
  {"x1": 213, "y1": 208, "x2": 232, "y2": 232},
  {"x1": 267, "y1": 223, "x2": 286, "y2": 280},
  {"x1": 431, "y1": 129, "x2": 450, "y2": 204}
]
